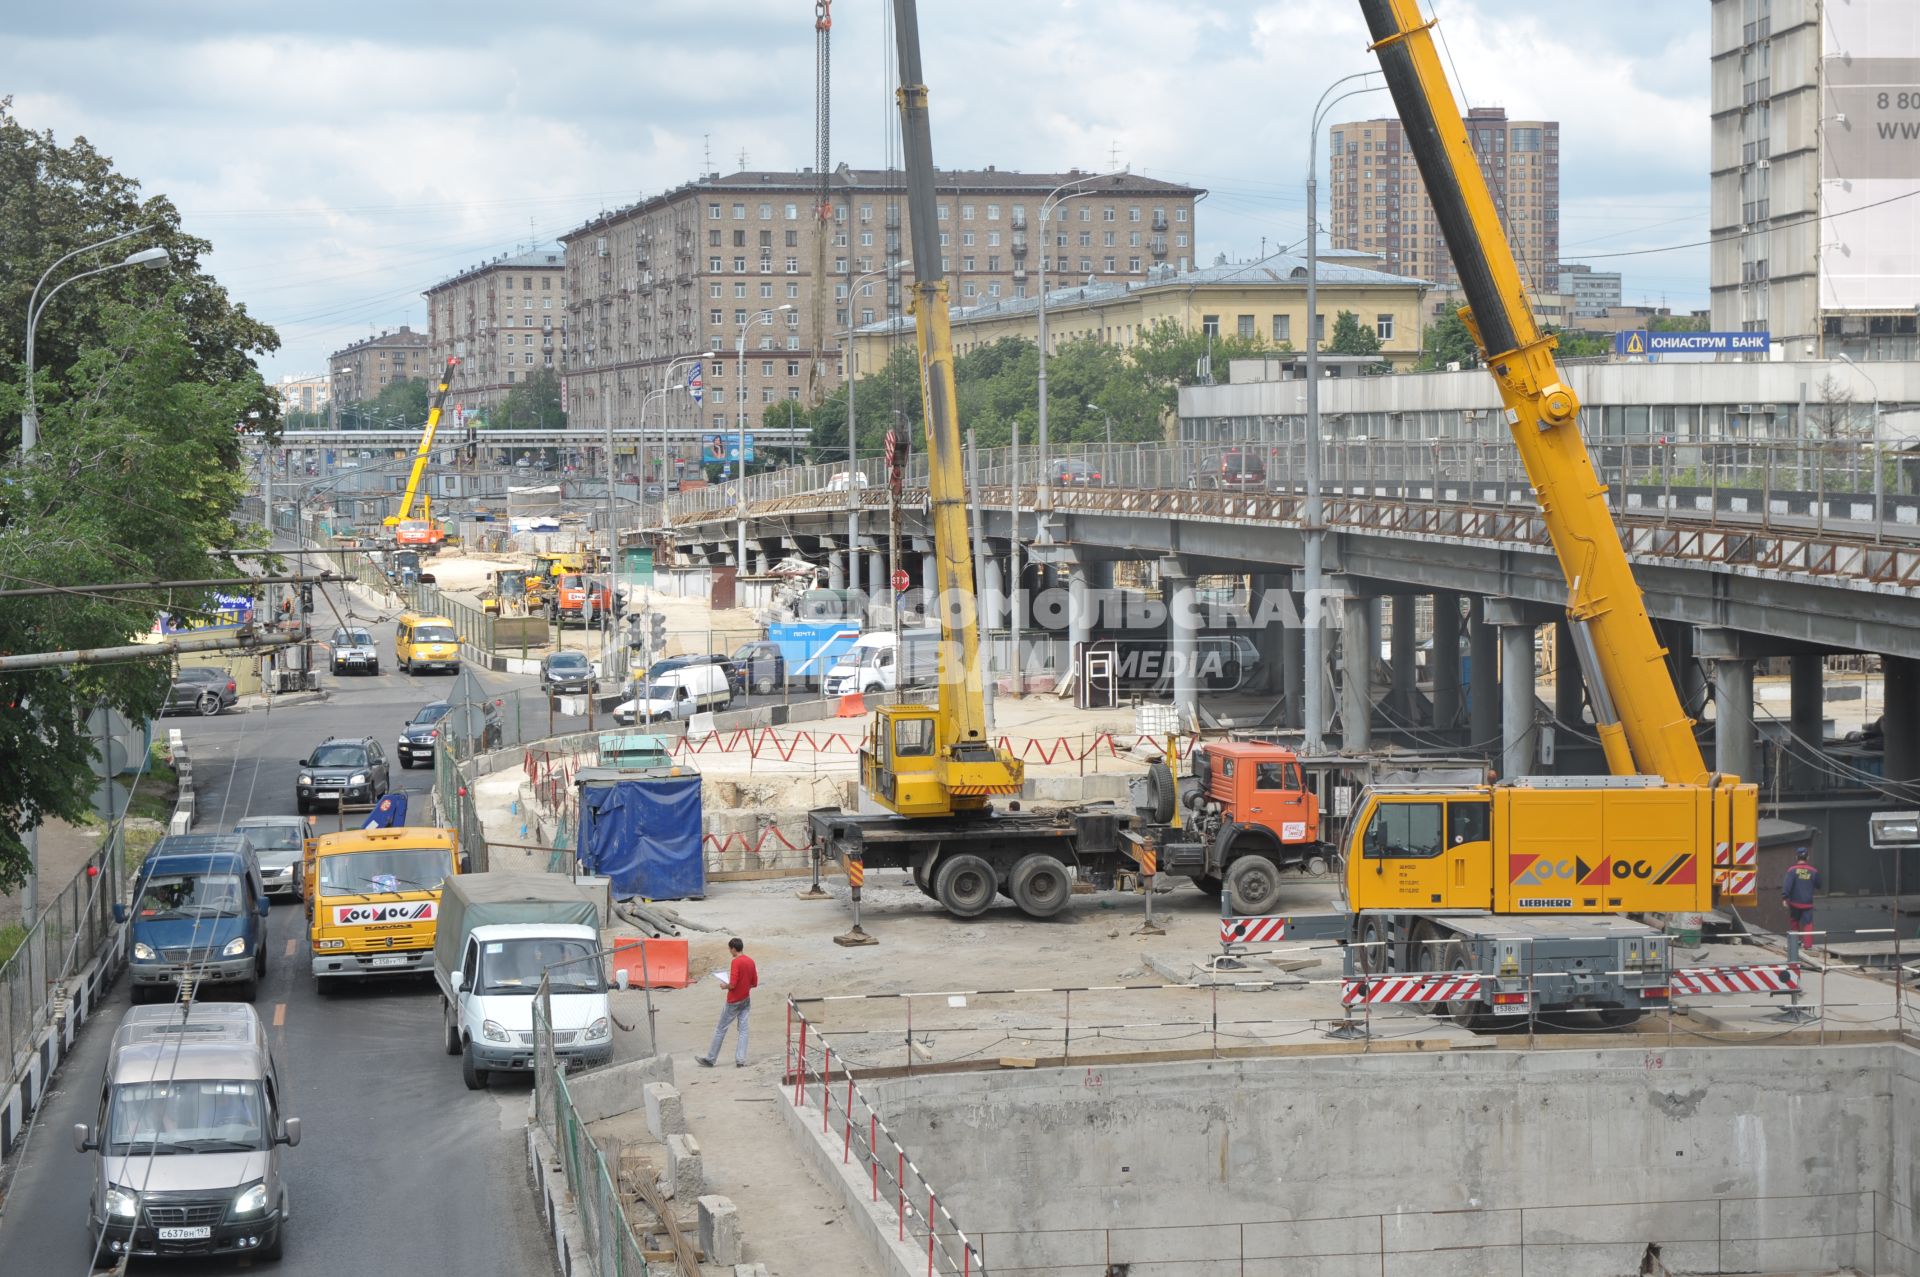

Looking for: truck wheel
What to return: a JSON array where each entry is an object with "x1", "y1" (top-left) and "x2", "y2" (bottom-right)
[
  {"x1": 1145, "y1": 761, "x2": 1176, "y2": 824},
  {"x1": 910, "y1": 855, "x2": 939, "y2": 900},
  {"x1": 1191, "y1": 874, "x2": 1223, "y2": 898},
  {"x1": 1008, "y1": 854, "x2": 1073, "y2": 918},
  {"x1": 1300, "y1": 850, "x2": 1331, "y2": 878},
  {"x1": 1440, "y1": 941, "x2": 1490, "y2": 1030},
  {"x1": 934, "y1": 854, "x2": 997, "y2": 918},
  {"x1": 1224, "y1": 855, "x2": 1285, "y2": 916},
  {"x1": 462, "y1": 1042, "x2": 489, "y2": 1090},
  {"x1": 444, "y1": 1004, "x2": 461, "y2": 1056},
  {"x1": 1355, "y1": 917, "x2": 1393, "y2": 975}
]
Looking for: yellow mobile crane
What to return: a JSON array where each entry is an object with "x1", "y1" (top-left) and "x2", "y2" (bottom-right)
[
  {"x1": 806, "y1": 0, "x2": 1130, "y2": 921},
  {"x1": 384, "y1": 357, "x2": 460, "y2": 552},
  {"x1": 1275, "y1": 0, "x2": 1763, "y2": 1022}
]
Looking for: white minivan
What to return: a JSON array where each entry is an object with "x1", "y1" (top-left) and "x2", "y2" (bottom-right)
[
  {"x1": 614, "y1": 656, "x2": 733, "y2": 724},
  {"x1": 824, "y1": 627, "x2": 942, "y2": 696}
]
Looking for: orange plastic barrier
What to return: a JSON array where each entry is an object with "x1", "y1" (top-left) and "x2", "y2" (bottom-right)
[
  {"x1": 836, "y1": 692, "x2": 866, "y2": 718},
  {"x1": 609, "y1": 936, "x2": 690, "y2": 990}
]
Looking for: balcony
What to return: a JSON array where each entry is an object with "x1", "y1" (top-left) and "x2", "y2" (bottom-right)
[
  {"x1": 1011, "y1": 236, "x2": 1028, "y2": 258},
  {"x1": 1011, "y1": 212, "x2": 1027, "y2": 230},
  {"x1": 1151, "y1": 215, "x2": 1168, "y2": 231}
]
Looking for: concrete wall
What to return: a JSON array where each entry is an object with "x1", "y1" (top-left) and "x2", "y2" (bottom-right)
[{"x1": 858, "y1": 1045, "x2": 1918, "y2": 1277}]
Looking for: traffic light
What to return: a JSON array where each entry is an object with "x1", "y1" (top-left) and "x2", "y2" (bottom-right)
[
  {"x1": 649, "y1": 613, "x2": 666, "y2": 650},
  {"x1": 299, "y1": 583, "x2": 315, "y2": 615}
]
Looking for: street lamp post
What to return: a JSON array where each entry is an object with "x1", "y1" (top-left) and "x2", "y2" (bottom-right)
[
  {"x1": 844, "y1": 262, "x2": 909, "y2": 599},
  {"x1": 17, "y1": 230, "x2": 167, "y2": 929},
  {"x1": 1304, "y1": 72, "x2": 1384, "y2": 755},
  {"x1": 1035, "y1": 171, "x2": 1124, "y2": 518},
  {"x1": 736, "y1": 306, "x2": 794, "y2": 574}
]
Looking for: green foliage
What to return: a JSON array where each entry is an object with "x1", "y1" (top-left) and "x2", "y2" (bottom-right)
[
  {"x1": 1128, "y1": 319, "x2": 1275, "y2": 416},
  {"x1": 1650, "y1": 313, "x2": 1707, "y2": 332},
  {"x1": 370, "y1": 375, "x2": 430, "y2": 423},
  {"x1": 1327, "y1": 310, "x2": 1381, "y2": 357},
  {"x1": 1417, "y1": 309, "x2": 1480, "y2": 371},
  {"x1": 282, "y1": 408, "x2": 328, "y2": 431},
  {"x1": 1546, "y1": 325, "x2": 1614, "y2": 360},
  {"x1": 0, "y1": 97, "x2": 274, "y2": 891},
  {"x1": 493, "y1": 367, "x2": 567, "y2": 432}
]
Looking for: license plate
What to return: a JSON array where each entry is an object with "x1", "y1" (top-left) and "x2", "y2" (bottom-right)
[
  {"x1": 158, "y1": 1226, "x2": 211, "y2": 1241},
  {"x1": 370, "y1": 955, "x2": 408, "y2": 967},
  {"x1": 317, "y1": 791, "x2": 339, "y2": 799}
]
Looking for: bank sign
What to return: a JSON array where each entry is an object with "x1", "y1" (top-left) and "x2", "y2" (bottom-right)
[
  {"x1": 1615, "y1": 330, "x2": 1771, "y2": 356},
  {"x1": 156, "y1": 592, "x2": 256, "y2": 634}
]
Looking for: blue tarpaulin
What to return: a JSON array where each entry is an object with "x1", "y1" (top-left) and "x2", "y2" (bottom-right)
[
  {"x1": 576, "y1": 775, "x2": 705, "y2": 899},
  {"x1": 363, "y1": 792, "x2": 409, "y2": 829}
]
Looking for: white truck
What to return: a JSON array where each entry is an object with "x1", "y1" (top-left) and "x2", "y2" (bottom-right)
[
  {"x1": 432, "y1": 873, "x2": 614, "y2": 1089},
  {"x1": 824, "y1": 627, "x2": 942, "y2": 696}
]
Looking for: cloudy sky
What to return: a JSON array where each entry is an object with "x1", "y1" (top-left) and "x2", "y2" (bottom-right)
[{"x1": 5, "y1": 2, "x2": 1710, "y2": 384}]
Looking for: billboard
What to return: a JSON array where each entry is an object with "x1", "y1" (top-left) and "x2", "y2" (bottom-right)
[{"x1": 1821, "y1": 4, "x2": 1920, "y2": 309}]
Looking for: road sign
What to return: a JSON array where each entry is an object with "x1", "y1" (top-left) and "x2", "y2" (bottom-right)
[
  {"x1": 703, "y1": 433, "x2": 756, "y2": 463},
  {"x1": 1616, "y1": 330, "x2": 1770, "y2": 356},
  {"x1": 891, "y1": 569, "x2": 911, "y2": 592}
]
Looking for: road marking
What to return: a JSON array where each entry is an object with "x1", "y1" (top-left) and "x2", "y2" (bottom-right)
[
  {"x1": 284, "y1": 938, "x2": 296, "y2": 958},
  {"x1": 272, "y1": 1003, "x2": 286, "y2": 1027}
]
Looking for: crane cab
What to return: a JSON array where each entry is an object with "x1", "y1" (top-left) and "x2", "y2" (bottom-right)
[{"x1": 861, "y1": 704, "x2": 1023, "y2": 818}]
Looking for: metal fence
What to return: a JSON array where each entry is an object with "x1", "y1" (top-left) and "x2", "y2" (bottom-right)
[
  {"x1": 532, "y1": 987, "x2": 657, "y2": 1277},
  {"x1": 2, "y1": 846, "x2": 119, "y2": 1086}
]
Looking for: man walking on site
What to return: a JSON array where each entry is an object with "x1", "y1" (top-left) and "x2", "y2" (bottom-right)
[
  {"x1": 696, "y1": 937, "x2": 758, "y2": 1068},
  {"x1": 1782, "y1": 848, "x2": 1820, "y2": 948}
]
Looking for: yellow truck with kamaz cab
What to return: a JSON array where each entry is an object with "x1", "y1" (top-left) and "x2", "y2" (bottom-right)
[{"x1": 304, "y1": 826, "x2": 460, "y2": 995}]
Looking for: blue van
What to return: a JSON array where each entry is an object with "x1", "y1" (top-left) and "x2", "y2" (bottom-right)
[{"x1": 117, "y1": 834, "x2": 270, "y2": 1003}]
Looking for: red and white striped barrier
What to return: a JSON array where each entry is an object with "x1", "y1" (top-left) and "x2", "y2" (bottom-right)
[
  {"x1": 1669, "y1": 964, "x2": 1800, "y2": 996},
  {"x1": 1219, "y1": 916, "x2": 1287, "y2": 946},
  {"x1": 1340, "y1": 974, "x2": 1484, "y2": 1006},
  {"x1": 1717, "y1": 869, "x2": 1758, "y2": 899},
  {"x1": 1730, "y1": 840, "x2": 1757, "y2": 867}
]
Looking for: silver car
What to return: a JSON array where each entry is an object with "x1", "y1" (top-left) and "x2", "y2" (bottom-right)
[
  {"x1": 233, "y1": 816, "x2": 308, "y2": 902},
  {"x1": 75, "y1": 1003, "x2": 300, "y2": 1265}
]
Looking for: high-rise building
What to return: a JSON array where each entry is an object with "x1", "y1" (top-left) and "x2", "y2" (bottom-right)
[
  {"x1": 558, "y1": 168, "x2": 1202, "y2": 437},
  {"x1": 274, "y1": 373, "x2": 330, "y2": 418},
  {"x1": 1556, "y1": 264, "x2": 1624, "y2": 318},
  {"x1": 1328, "y1": 107, "x2": 1560, "y2": 295},
  {"x1": 1709, "y1": 0, "x2": 1920, "y2": 358},
  {"x1": 327, "y1": 326, "x2": 430, "y2": 419},
  {"x1": 424, "y1": 248, "x2": 567, "y2": 422}
]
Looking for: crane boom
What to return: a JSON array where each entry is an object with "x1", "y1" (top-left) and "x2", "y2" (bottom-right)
[
  {"x1": 1358, "y1": 0, "x2": 1709, "y2": 786},
  {"x1": 386, "y1": 357, "x2": 460, "y2": 528}
]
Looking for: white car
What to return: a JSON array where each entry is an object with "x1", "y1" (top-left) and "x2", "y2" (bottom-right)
[
  {"x1": 826, "y1": 471, "x2": 872, "y2": 492},
  {"x1": 614, "y1": 680, "x2": 698, "y2": 725}
]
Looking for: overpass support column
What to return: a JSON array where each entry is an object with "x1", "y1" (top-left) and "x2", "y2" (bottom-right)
[
  {"x1": 1790, "y1": 653, "x2": 1827, "y2": 790},
  {"x1": 1665, "y1": 621, "x2": 1708, "y2": 719},
  {"x1": 1485, "y1": 599, "x2": 1540, "y2": 781},
  {"x1": 1335, "y1": 578, "x2": 1372, "y2": 753},
  {"x1": 1468, "y1": 596, "x2": 1499, "y2": 753},
  {"x1": 1281, "y1": 589, "x2": 1306, "y2": 730},
  {"x1": 1066, "y1": 565, "x2": 1092, "y2": 688},
  {"x1": 980, "y1": 555, "x2": 1006, "y2": 631},
  {"x1": 1554, "y1": 619, "x2": 1585, "y2": 732},
  {"x1": 1088, "y1": 560, "x2": 1115, "y2": 590},
  {"x1": 1162, "y1": 558, "x2": 1199, "y2": 731},
  {"x1": 1389, "y1": 596, "x2": 1417, "y2": 724},
  {"x1": 827, "y1": 551, "x2": 846, "y2": 591},
  {"x1": 1713, "y1": 656, "x2": 1757, "y2": 784},
  {"x1": 1430, "y1": 591, "x2": 1461, "y2": 730},
  {"x1": 1886, "y1": 656, "x2": 1920, "y2": 789},
  {"x1": 1249, "y1": 574, "x2": 1287, "y2": 696}
]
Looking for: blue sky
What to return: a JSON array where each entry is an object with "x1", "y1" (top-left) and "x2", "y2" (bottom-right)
[{"x1": 3, "y1": 1, "x2": 1711, "y2": 382}]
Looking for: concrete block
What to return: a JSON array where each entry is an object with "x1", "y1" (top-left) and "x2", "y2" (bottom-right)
[
  {"x1": 566, "y1": 1055, "x2": 675, "y2": 1124},
  {"x1": 660, "y1": 1133, "x2": 702, "y2": 1201},
  {"x1": 734, "y1": 1266, "x2": 771, "y2": 1277},
  {"x1": 643, "y1": 1082, "x2": 686, "y2": 1139},
  {"x1": 697, "y1": 1195, "x2": 741, "y2": 1266}
]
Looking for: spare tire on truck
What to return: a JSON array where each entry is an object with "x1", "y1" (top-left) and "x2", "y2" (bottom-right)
[{"x1": 1145, "y1": 761, "x2": 1177, "y2": 824}]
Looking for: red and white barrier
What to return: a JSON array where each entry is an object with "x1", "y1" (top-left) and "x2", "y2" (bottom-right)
[
  {"x1": 1220, "y1": 916, "x2": 1288, "y2": 946},
  {"x1": 1669, "y1": 964, "x2": 1800, "y2": 996},
  {"x1": 1341, "y1": 974, "x2": 1484, "y2": 1006}
]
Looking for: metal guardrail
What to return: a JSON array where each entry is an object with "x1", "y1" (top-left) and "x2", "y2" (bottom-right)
[
  {"x1": 2, "y1": 846, "x2": 118, "y2": 1089},
  {"x1": 533, "y1": 988, "x2": 655, "y2": 1277}
]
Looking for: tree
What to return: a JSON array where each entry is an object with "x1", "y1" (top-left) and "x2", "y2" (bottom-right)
[
  {"x1": 1327, "y1": 309, "x2": 1391, "y2": 374},
  {"x1": 1416, "y1": 309, "x2": 1479, "y2": 371},
  {"x1": 1545, "y1": 325, "x2": 1614, "y2": 360},
  {"x1": 1129, "y1": 319, "x2": 1275, "y2": 420},
  {"x1": 369, "y1": 375, "x2": 430, "y2": 424},
  {"x1": 0, "y1": 102, "x2": 276, "y2": 891},
  {"x1": 494, "y1": 368, "x2": 566, "y2": 433}
]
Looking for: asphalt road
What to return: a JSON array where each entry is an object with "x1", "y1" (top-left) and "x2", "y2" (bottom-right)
[{"x1": 0, "y1": 619, "x2": 556, "y2": 1276}]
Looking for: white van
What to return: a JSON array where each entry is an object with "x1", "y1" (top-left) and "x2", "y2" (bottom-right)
[
  {"x1": 614, "y1": 656, "x2": 733, "y2": 724},
  {"x1": 825, "y1": 628, "x2": 942, "y2": 696}
]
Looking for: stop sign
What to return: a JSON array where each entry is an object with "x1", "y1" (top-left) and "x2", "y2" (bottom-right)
[{"x1": 891, "y1": 569, "x2": 911, "y2": 592}]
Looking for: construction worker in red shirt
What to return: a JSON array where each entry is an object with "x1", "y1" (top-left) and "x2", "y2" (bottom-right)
[
  {"x1": 1782, "y1": 848, "x2": 1820, "y2": 947},
  {"x1": 696, "y1": 937, "x2": 758, "y2": 1068}
]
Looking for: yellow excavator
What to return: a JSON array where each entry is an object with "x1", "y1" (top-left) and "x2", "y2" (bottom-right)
[{"x1": 383, "y1": 357, "x2": 459, "y2": 553}]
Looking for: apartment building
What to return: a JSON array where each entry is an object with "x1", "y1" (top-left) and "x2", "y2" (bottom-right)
[
  {"x1": 327, "y1": 326, "x2": 430, "y2": 415},
  {"x1": 1328, "y1": 106, "x2": 1560, "y2": 295},
  {"x1": 558, "y1": 167, "x2": 1202, "y2": 435},
  {"x1": 274, "y1": 373, "x2": 330, "y2": 417},
  {"x1": 424, "y1": 248, "x2": 566, "y2": 421},
  {"x1": 1557, "y1": 264, "x2": 1624, "y2": 318}
]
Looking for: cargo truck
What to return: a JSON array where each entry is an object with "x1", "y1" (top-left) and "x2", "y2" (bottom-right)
[
  {"x1": 304, "y1": 825, "x2": 460, "y2": 995},
  {"x1": 431, "y1": 873, "x2": 613, "y2": 1088}
]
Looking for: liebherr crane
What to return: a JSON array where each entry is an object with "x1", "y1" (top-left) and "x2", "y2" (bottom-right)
[
  {"x1": 805, "y1": 0, "x2": 1130, "y2": 924},
  {"x1": 384, "y1": 356, "x2": 460, "y2": 551}
]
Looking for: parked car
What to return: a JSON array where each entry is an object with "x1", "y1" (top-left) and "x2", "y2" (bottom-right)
[
  {"x1": 648, "y1": 653, "x2": 740, "y2": 701},
  {"x1": 728, "y1": 640, "x2": 786, "y2": 695},
  {"x1": 233, "y1": 815, "x2": 309, "y2": 902},
  {"x1": 329, "y1": 626, "x2": 379, "y2": 675},
  {"x1": 295, "y1": 736, "x2": 391, "y2": 814},
  {"x1": 1050, "y1": 457, "x2": 1104, "y2": 487},
  {"x1": 1204, "y1": 448, "x2": 1268, "y2": 492},
  {"x1": 398, "y1": 700, "x2": 504, "y2": 768},
  {"x1": 613, "y1": 679, "x2": 699, "y2": 725},
  {"x1": 540, "y1": 650, "x2": 598, "y2": 696},
  {"x1": 164, "y1": 666, "x2": 238, "y2": 716},
  {"x1": 826, "y1": 470, "x2": 872, "y2": 492}
]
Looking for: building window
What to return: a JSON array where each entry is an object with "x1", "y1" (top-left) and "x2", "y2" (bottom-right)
[
  {"x1": 760, "y1": 282, "x2": 773, "y2": 298},
  {"x1": 710, "y1": 309, "x2": 723, "y2": 324},
  {"x1": 733, "y1": 203, "x2": 746, "y2": 220},
  {"x1": 761, "y1": 360, "x2": 774, "y2": 376},
  {"x1": 1313, "y1": 313, "x2": 1326, "y2": 341},
  {"x1": 1237, "y1": 314, "x2": 1255, "y2": 339},
  {"x1": 1128, "y1": 257, "x2": 1141, "y2": 272},
  {"x1": 1176, "y1": 234, "x2": 1189, "y2": 248},
  {"x1": 1273, "y1": 314, "x2": 1291, "y2": 342},
  {"x1": 962, "y1": 282, "x2": 976, "y2": 298},
  {"x1": 961, "y1": 204, "x2": 974, "y2": 220},
  {"x1": 785, "y1": 202, "x2": 799, "y2": 219},
  {"x1": 709, "y1": 256, "x2": 723, "y2": 271},
  {"x1": 861, "y1": 308, "x2": 874, "y2": 324},
  {"x1": 786, "y1": 257, "x2": 799, "y2": 273},
  {"x1": 963, "y1": 257, "x2": 976, "y2": 271},
  {"x1": 962, "y1": 231, "x2": 975, "y2": 247},
  {"x1": 1104, "y1": 256, "x2": 1116, "y2": 273},
  {"x1": 786, "y1": 360, "x2": 800, "y2": 376},
  {"x1": 1175, "y1": 208, "x2": 1188, "y2": 222},
  {"x1": 506, "y1": 371, "x2": 516, "y2": 383},
  {"x1": 987, "y1": 203, "x2": 1000, "y2": 219},
  {"x1": 1202, "y1": 314, "x2": 1220, "y2": 337},
  {"x1": 709, "y1": 203, "x2": 722, "y2": 220},
  {"x1": 1375, "y1": 314, "x2": 1395, "y2": 342},
  {"x1": 1103, "y1": 206, "x2": 1116, "y2": 221},
  {"x1": 733, "y1": 257, "x2": 747, "y2": 272},
  {"x1": 860, "y1": 204, "x2": 873, "y2": 222}
]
